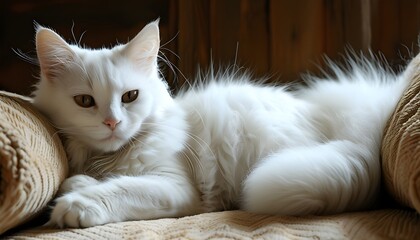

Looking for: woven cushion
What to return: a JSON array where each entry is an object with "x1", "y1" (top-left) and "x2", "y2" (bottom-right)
[
  {"x1": 5, "y1": 210, "x2": 420, "y2": 239},
  {"x1": 0, "y1": 91, "x2": 68, "y2": 235},
  {"x1": 382, "y1": 56, "x2": 420, "y2": 213}
]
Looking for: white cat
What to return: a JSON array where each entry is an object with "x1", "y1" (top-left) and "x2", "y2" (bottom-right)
[{"x1": 33, "y1": 20, "x2": 411, "y2": 228}]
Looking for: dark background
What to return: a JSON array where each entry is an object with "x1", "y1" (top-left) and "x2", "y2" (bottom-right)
[{"x1": 1, "y1": 0, "x2": 419, "y2": 96}]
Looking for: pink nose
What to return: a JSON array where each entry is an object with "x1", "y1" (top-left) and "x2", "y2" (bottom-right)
[{"x1": 103, "y1": 118, "x2": 120, "y2": 130}]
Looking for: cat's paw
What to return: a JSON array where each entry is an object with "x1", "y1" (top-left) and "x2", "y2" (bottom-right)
[
  {"x1": 58, "y1": 175, "x2": 99, "y2": 195},
  {"x1": 50, "y1": 192, "x2": 110, "y2": 228}
]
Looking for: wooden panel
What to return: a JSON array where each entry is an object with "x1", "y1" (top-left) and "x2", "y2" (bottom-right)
[
  {"x1": 208, "y1": 0, "x2": 269, "y2": 78},
  {"x1": 238, "y1": 0, "x2": 269, "y2": 77},
  {"x1": 371, "y1": 0, "x2": 400, "y2": 60},
  {"x1": 399, "y1": 0, "x2": 420, "y2": 54},
  {"x1": 176, "y1": 0, "x2": 269, "y2": 87},
  {"x1": 160, "y1": 0, "x2": 179, "y2": 90},
  {"x1": 324, "y1": 0, "x2": 346, "y2": 59},
  {"x1": 371, "y1": 0, "x2": 420, "y2": 67},
  {"x1": 2, "y1": 0, "x2": 420, "y2": 95},
  {"x1": 209, "y1": 0, "x2": 241, "y2": 66},
  {"x1": 177, "y1": 0, "x2": 210, "y2": 89},
  {"x1": 269, "y1": 0, "x2": 325, "y2": 82},
  {"x1": 396, "y1": 0, "x2": 420, "y2": 65},
  {"x1": 342, "y1": 0, "x2": 371, "y2": 51},
  {"x1": 323, "y1": 0, "x2": 372, "y2": 69},
  {"x1": 324, "y1": 0, "x2": 370, "y2": 56}
]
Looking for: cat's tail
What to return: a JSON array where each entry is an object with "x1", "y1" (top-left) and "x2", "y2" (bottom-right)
[{"x1": 242, "y1": 140, "x2": 380, "y2": 216}]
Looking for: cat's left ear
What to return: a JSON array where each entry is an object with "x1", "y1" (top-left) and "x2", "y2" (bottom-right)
[
  {"x1": 36, "y1": 26, "x2": 75, "y2": 82},
  {"x1": 123, "y1": 20, "x2": 160, "y2": 72}
]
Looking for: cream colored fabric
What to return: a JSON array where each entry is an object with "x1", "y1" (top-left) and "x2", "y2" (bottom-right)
[
  {"x1": 382, "y1": 58, "x2": 420, "y2": 213},
  {"x1": 0, "y1": 91, "x2": 68, "y2": 235},
  {"x1": 6, "y1": 210, "x2": 420, "y2": 240}
]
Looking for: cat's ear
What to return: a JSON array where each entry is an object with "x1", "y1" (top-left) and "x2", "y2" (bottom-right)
[
  {"x1": 123, "y1": 20, "x2": 160, "y2": 72},
  {"x1": 36, "y1": 26, "x2": 75, "y2": 82}
]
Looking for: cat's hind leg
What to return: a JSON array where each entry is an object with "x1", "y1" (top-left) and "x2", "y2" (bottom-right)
[{"x1": 242, "y1": 140, "x2": 379, "y2": 215}]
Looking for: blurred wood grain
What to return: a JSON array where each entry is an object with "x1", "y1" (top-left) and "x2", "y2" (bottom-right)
[{"x1": 1, "y1": 0, "x2": 419, "y2": 95}]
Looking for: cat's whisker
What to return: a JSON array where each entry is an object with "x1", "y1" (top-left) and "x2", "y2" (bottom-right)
[
  {"x1": 157, "y1": 54, "x2": 193, "y2": 90},
  {"x1": 157, "y1": 53, "x2": 182, "y2": 89},
  {"x1": 160, "y1": 47, "x2": 181, "y2": 60},
  {"x1": 158, "y1": 33, "x2": 184, "y2": 87},
  {"x1": 158, "y1": 53, "x2": 178, "y2": 78},
  {"x1": 13, "y1": 48, "x2": 39, "y2": 66},
  {"x1": 160, "y1": 31, "x2": 179, "y2": 49},
  {"x1": 128, "y1": 136, "x2": 146, "y2": 147},
  {"x1": 78, "y1": 31, "x2": 87, "y2": 47}
]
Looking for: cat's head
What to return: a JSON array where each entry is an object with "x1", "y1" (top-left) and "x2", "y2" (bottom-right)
[{"x1": 33, "y1": 20, "x2": 172, "y2": 153}]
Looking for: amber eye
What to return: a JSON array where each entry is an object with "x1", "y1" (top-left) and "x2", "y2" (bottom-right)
[
  {"x1": 74, "y1": 95, "x2": 95, "y2": 108},
  {"x1": 122, "y1": 90, "x2": 139, "y2": 103}
]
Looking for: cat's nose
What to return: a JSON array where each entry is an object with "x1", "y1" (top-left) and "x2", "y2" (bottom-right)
[{"x1": 103, "y1": 118, "x2": 120, "y2": 130}]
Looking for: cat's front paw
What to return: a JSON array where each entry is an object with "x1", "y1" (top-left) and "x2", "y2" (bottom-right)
[{"x1": 50, "y1": 192, "x2": 110, "y2": 228}]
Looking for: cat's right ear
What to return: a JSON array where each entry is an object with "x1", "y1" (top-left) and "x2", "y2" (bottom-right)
[
  {"x1": 122, "y1": 20, "x2": 160, "y2": 73},
  {"x1": 36, "y1": 27, "x2": 74, "y2": 82}
]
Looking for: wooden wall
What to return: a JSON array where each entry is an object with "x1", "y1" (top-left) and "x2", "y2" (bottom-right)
[
  {"x1": 1, "y1": 0, "x2": 419, "y2": 95},
  {"x1": 172, "y1": 0, "x2": 420, "y2": 89}
]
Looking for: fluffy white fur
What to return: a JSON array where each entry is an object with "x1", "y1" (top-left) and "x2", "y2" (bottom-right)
[{"x1": 33, "y1": 21, "x2": 411, "y2": 228}]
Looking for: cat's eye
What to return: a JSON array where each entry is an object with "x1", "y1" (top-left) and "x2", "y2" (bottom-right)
[
  {"x1": 74, "y1": 95, "x2": 96, "y2": 108},
  {"x1": 122, "y1": 90, "x2": 139, "y2": 103}
]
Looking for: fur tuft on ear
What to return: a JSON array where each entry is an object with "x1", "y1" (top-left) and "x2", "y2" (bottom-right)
[
  {"x1": 123, "y1": 20, "x2": 160, "y2": 72},
  {"x1": 36, "y1": 27, "x2": 75, "y2": 82}
]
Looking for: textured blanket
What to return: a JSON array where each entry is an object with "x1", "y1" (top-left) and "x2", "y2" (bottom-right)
[{"x1": 6, "y1": 210, "x2": 420, "y2": 239}]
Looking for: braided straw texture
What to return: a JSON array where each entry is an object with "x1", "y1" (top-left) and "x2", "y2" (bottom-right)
[
  {"x1": 382, "y1": 57, "x2": 420, "y2": 213},
  {"x1": 0, "y1": 91, "x2": 68, "y2": 235}
]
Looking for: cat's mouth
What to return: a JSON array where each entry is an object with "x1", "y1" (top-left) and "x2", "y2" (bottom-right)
[
  {"x1": 99, "y1": 131, "x2": 124, "y2": 142},
  {"x1": 100, "y1": 133, "x2": 122, "y2": 142},
  {"x1": 96, "y1": 133, "x2": 127, "y2": 152}
]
